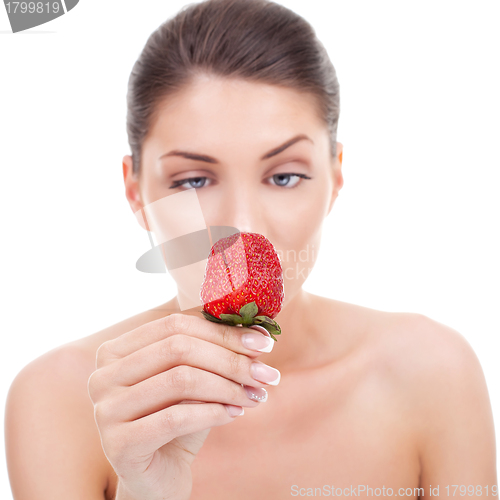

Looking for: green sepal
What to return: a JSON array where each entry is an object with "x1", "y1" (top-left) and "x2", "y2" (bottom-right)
[
  {"x1": 253, "y1": 315, "x2": 281, "y2": 341},
  {"x1": 259, "y1": 325, "x2": 280, "y2": 342},
  {"x1": 201, "y1": 307, "x2": 282, "y2": 342},
  {"x1": 200, "y1": 310, "x2": 224, "y2": 323},
  {"x1": 254, "y1": 315, "x2": 275, "y2": 325},
  {"x1": 254, "y1": 315, "x2": 281, "y2": 332},
  {"x1": 219, "y1": 313, "x2": 244, "y2": 325},
  {"x1": 238, "y1": 301, "x2": 258, "y2": 320}
]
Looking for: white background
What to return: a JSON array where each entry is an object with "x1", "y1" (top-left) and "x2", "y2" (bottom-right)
[{"x1": 1, "y1": 0, "x2": 499, "y2": 496}]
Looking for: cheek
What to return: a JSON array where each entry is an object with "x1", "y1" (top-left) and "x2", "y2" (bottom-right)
[
  {"x1": 273, "y1": 188, "x2": 329, "y2": 243},
  {"x1": 270, "y1": 188, "x2": 329, "y2": 277},
  {"x1": 139, "y1": 183, "x2": 207, "y2": 246},
  {"x1": 141, "y1": 175, "x2": 167, "y2": 206}
]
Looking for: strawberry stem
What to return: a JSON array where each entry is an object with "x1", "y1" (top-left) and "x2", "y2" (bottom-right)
[{"x1": 200, "y1": 302, "x2": 281, "y2": 341}]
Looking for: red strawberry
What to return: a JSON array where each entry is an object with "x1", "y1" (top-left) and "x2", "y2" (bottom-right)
[{"x1": 199, "y1": 232, "x2": 284, "y2": 341}]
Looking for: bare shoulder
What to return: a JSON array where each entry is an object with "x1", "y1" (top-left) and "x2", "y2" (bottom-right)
[
  {"x1": 5, "y1": 303, "x2": 175, "y2": 499},
  {"x1": 9, "y1": 302, "x2": 176, "y2": 387},
  {"x1": 349, "y1": 304, "x2": 487, "y2": 394},
  {"x1": 294, "y1": 293, "x2": 483, "y2": 380},
  {"x1": 365, "y1": 310, "x2": 485, "y2": 385},
  {"x1": 310, "y1": 293, "x2": 487, "y2": 404},
  {"x1": 71, "y1": 303, "x2": 178, "y2": 359},
  {"x1": 5, "y1": 335, "x2": 111, "y2": 497},
  {"x1": 359, "y1": 307, "x2": 495, "y2": 472},
  {"x1": 317, "y1": 297, "x2": 496, "y2": 479}
]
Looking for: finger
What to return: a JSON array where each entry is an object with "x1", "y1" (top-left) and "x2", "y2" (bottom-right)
[
  {"x1": 109, "y1": 332, "x2": 274, "y2": 387},
  {"x1": 107, "y1": 366, "x2": 267, "y2": 422},
  {"x1": 97, "y1": 313, "x2": 273, "y2": 368},
  {"x1": 107, "y1": 402, "x2": 244, "y2": 465}
]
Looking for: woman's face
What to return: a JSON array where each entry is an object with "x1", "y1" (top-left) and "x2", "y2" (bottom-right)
[{"x1": 123, "y1": 74, "x2": 343, "y2": 310}]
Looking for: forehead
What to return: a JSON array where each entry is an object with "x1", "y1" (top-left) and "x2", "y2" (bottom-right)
[{"x1": 144, "y1": 75, "x2": 327, "y2": 154}]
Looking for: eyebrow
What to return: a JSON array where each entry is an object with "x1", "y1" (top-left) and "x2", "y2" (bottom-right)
[{"x1": 157, "y1": 133, "x2": 313, "y2": 163}]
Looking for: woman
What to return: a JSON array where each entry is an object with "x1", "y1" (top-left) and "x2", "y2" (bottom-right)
[{"x1": 5, "y1": 0, "x2": 497, "y2": 498}]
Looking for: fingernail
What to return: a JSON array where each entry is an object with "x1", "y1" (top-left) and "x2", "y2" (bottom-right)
[
  {"x1": 249, "y1": 325, "x2": 271, "y2": 337},
  {"x1": 250, "y1": 362, "x2": 281, "y2": 385},
  {"x1": 225, "y1": 405, "x2": 244, "y2": 417},
  {"x1": 243, "y1": 385, "x2": 268, "y2": 402},
  {"x1": 241, "y1": 330, "x2": 273, "y2": 353}
]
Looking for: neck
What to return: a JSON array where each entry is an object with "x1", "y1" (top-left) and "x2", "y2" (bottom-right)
[{"x1": 256, "y1": 288, "x2": 327, "y2": 373}]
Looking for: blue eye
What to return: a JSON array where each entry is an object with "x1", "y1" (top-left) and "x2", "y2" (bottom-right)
[
  {"x1": 269, "y1": 173, "x2": 311, "y2": 188},
  {"x1": 169, "y1": 173, "x2": 312, "y2": 190},
  {"x1": 169, "y1": 177, "x2": 212, "y2": 189}
]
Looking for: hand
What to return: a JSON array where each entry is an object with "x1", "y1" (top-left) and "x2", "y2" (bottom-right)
[{"x1": 87, "y1": 313, "x2": 279, "y2": 500}]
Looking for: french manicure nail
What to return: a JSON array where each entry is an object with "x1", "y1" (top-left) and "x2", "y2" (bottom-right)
[
  {"x1": 244, "y1": 385, "x2": 268, "y2": 402},
  {"x1": 225, "y1": 405, "x2": 245, "y2": 417},
  {"x1": 250, "y1": 361, "x2": 281, "y2": 385},
  {"x1": 241, "y1": 331, "x2": 273, "y2": 353}
]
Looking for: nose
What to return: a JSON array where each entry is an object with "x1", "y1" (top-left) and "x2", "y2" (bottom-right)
[{"x1": 214, "y1": 188, "x2": 266, "y2": 236}]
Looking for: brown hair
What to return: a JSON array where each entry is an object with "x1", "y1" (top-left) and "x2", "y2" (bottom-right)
[{"x1": 126, "y1": 0, "x2": 340, "y2": 176}]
